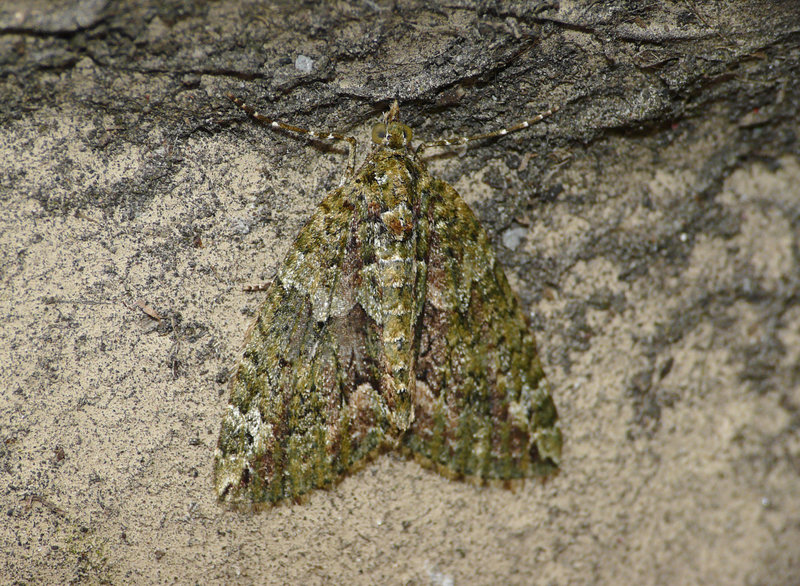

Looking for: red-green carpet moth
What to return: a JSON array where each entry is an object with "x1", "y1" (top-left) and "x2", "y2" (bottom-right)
[{"x1": 214, "y1": 97, "x2": 562, "y2": 506}]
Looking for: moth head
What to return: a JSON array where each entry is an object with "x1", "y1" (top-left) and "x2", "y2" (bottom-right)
[
  {"x1": 371, "y1": 121, "x2": 413, "y2": 149},
  {"x1": 372, "y1": 100, "x2": 413, "y2": 150}
]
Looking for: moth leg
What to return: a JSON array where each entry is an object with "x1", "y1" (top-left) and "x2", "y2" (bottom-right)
[
  {"x1": 242, "y1": 282, "x2": 270, "y2": 292},
  {"x1": 340, "y1": 135, "x2": 357, "y2": 184}
]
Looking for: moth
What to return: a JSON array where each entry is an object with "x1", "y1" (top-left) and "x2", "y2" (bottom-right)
[{"x1": 214, "y1": 97, "x2": 562, "y2": 506}]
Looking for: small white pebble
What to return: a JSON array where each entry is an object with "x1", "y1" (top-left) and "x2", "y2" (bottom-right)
[{"x1": 295, "y1": 54, "x2": 314, "y2": 73}]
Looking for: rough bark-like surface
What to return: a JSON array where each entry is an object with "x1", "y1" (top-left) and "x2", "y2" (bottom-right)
[{"x1": 1, "y1": 1, "x2": 798, "y2": 583}]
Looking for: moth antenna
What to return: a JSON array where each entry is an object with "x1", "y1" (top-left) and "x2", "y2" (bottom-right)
[
  {"x1": 417, "y1": 104, "x2": 559, "y2": 155},
  {"x1": 227, "y1": 93, "x2": 358, "y2": 182}
]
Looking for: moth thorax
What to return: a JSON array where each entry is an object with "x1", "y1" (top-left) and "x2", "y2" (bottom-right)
[{"x1": 372, "y1": 121, "x2": 413, "y2": 149}]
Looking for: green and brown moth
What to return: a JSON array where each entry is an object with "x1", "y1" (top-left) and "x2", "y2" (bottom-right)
[{"x1": 214, "y1": 97, "x2": 562, "y2": 506}]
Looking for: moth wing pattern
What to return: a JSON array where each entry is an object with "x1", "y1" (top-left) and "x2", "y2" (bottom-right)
[
  {"x1": 406, "y1": 178, "x2": 562, "y2": 480},
  {"x1": 214, "y1": 184, "x2": 394, "y2": 506}
]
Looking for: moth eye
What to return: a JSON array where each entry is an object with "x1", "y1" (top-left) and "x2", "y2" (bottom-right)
[{"x1": 372, "y1": 123, "x2": 387, "y2": 144}]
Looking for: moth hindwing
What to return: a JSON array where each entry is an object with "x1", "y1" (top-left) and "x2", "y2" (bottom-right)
[{"x1": 214, "y1": 99, "x2": 562, "y2": 506}]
